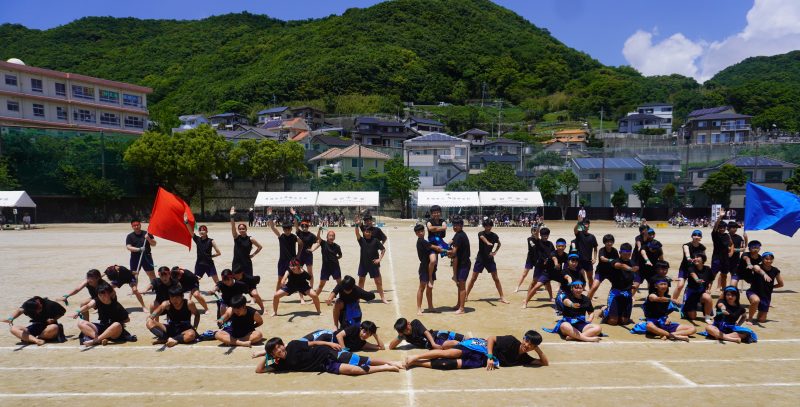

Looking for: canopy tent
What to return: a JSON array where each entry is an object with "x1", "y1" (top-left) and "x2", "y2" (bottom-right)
[
  {"x1": 0, "y1": 191, "x2": 37, "y2": 208},
  {"x1": 479, "y1": 191, "x2": 543, "y2": 207},
  {"x1": 253, "y1": 191, "x2": 318, "y2": 208},
  {"x1": 316, "y1": 191, "x2": 379, "y2": 207},
  {"x1": 416, "y1": 191, "x2": 481, "y2": 208}
]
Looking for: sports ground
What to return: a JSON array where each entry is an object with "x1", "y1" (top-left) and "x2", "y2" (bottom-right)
[{"x1": 1, "y1": 220, "x2": 798, "y2": 406}]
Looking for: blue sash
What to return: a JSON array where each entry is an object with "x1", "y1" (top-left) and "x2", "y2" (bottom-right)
[
  {"x1": 698, "y1": 322, "x2": 758, "y2": 343},
  {"x1": 457, "y1": 338, "x2": 497, "y2": 366},
  {"x1": 543, "y1": 316, "x2": 586, "y2": 334},
  {"x1": 300, "y1": 329, "x2": 335, "y2": 342},
  {"x1": 603, "y1": 288, "x2": 632, "y2": 319},
  {"x1": 631, "y1": 300, "x2": 679, "y2": 334},
  {"x1": 429, "y1": 236, "x2": 450, "y2": 257}
]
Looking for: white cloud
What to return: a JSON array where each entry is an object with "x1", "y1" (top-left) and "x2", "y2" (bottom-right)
[{"x1": 622, "y1": 0, "x2": 800, "y2": 82}]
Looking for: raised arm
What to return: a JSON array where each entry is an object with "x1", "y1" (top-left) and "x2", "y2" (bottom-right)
[
  {"x1": 267, "y1": 207, "x2": 281, "y2": 237},
  {"x1": 230, "y1": 207, "x2": 238, "y2": 239},
  {"x1": 184, "y1": 213, "x2": 194, "y2": 236}
]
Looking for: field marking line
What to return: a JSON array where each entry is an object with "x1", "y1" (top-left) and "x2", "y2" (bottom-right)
[
  {"x1": 649, "y1": 361, "x2": 698, "y2": 386},
  {"x1": 2, "y1": 357, "x2": 796, "y2": 371},
  {"x1": 1, "y1": 382, "x2": 799, "y2": 398},
  {"x1": 385, "y1": 238, "x2": 415, "y2": 407}
]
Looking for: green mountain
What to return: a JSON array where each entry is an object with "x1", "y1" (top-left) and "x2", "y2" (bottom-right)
[{"x1": 0, "y1": 0, "x2": 797, "y2": 131}]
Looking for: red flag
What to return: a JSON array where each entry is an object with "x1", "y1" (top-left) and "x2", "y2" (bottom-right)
[{"x1": 148, "y1": 187, "x2": 195, "y2": 249}]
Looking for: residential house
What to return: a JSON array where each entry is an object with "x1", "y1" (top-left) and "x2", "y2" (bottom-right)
[
  {"x1": 309, "y1": 144, "x2": 390, "y2": 177},
  {"x1": 458, "y1": 128, "x2": 489, "y2": 147},
  {"x1": 256, "y1": 106, "x2": 290, "y2": 124},
  {"x1": 405, "y1": 116, "x2": 445, "y2": 134},
  {"x1": 684, "y1": 106, "x2": 752, "y2": 145},
  {"x1": 570, "y1": 157, "x2": 645, "y2": 207},
  {"x1": 618, "y1": 103, "x2": 673, "y2": 133},
  {"x1": 403, "y1": 132, "x2": 471, "y2": 190},
  {"x1": 689, "y1": 156, "x2": 797, "y2": 207},
  {"x1": 308, "y1": 134, "x2": 353, "y2": 157},
  {"x1": 636, "y1": 153, "x2": 682, "y2": 185},
  {"x1": 351, "y1": 117, "x2": 412, "y2": 150},
  {"x1": 176, "y1": 114, "x2": 209, "y2": 130},
  {"x1": 208, "y1": 112, "x2": 249, "y2": 129},
  {"x1": 0, "y1": 58, "x2": 151, "y2": 135},
  {"x1": 543, "y1": 129, "x2": 588, "y2": 157},
  {"x1": 263, "y1": 117, "x2": 311, "y2": 142},
  {"x1": 468, "y1": 137, "x2": 523, "y2": 171},
  {"x1": 289, "y1": 106, "x2": 326, "y2": 130},
  {"x1": 173, "y1": 123, "x2": 279, "y2": 142}
]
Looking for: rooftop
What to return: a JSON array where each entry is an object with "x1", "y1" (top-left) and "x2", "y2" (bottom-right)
[
  {"x1": 312, "y1": 134, "x2": 354, "y2": 147},
  {"x1": 458, "y1": 128, "x2": 490, "y2": 137},
  {"x1": 356, "y1": 117, "x2": 405, "y2": 127},
  {"x1": 555, "y1": 129, "x2": 588, "y2": 136},
  {"x1": 408, "y1": 116, "x2": 445, "y2": 126},
  {"x1": 405, "y1": 132, "x2": 466, "y2": 144},
  {"x1": 208, "y1": 112, "x2": 245, "y2": 119},
  {"x1": 637, "y1": 102, "x2": 672, "y2": 108},
  {"x1": 257, "y1": 106, "x2": 289, "y2": 115},
  {"x1": 572, "y1": 157, "x2": 645, "y2": 170},
  {"x1": 309, "y1": 144, "x2": 391, "y2": 162},
  {"x1": 620, "y1": 113, "x2": 664, "y2": 121},
  {"x1": 472, "y1": 153, "x2": 520, "y2": 163},
  {"x1": 687, "y1": 106, "x2": 733, "y2": 118},
  {"x1": 485, "y1": 137, "x2": 522, "y2": 145},
  {"x1": 694, "y1": 156, "x2": 799, "y2": 170},
  {"x1": 690, "y1": 112, "x2": 752, "y2": 121}
]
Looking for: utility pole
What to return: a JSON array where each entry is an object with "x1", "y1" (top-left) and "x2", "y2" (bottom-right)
[
  {"x1": 599, "y1": 107, "x2": 606, "y2": 208},
  {"x1": 358, "y1": 141, "x2": 362, "y2": 181},
  {"x1": 497, "y1": 99, "x2": 503, "y2": 137}
]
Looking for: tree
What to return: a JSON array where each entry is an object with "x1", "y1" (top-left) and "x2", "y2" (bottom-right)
[
  {"x1": 786, "y1": 171, "x2": 800, "y2": 194},
  {"x1": 446, "y1": 163, "x2": 526, "y2": 192},
  {"x1": 643, "y1": 165, "x2": 659, "y2": 183},
  {"x1": 611, "y1": 187, "x2": 628, "y2": 213},
  {"x1": 0, "y1": 158, "x2": 19, "y2": 190},
  {"x1": 556, "y1": 170, "x2": 579, "y2": 220},
  {"x1": 385, "y1": 158, "x2": 420, "y2": 218},
  {"x1": 534, "y1": 172, "x2": 558, "y2": 205},
  {"x1": 700, "y1": 164, "x2": 747, "y2": 207},
  {"x1": 529, "y1": 151, "x2": 564, "y2": 167},
  {"x1": 632, "y1": 165, "x2": 658, "y2": 214},
  {"x1": 124, "y1": 125, "x2": 231, "y2": 217},
  {"x1": 248, "y1": 139, "x2": 308, "y2": 190},
  {"x1": 661, "y1": 183, "x2": 677, "y2": 215}
]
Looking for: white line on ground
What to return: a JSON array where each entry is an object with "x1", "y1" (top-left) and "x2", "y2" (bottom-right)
[
  {"x1": 649, "y1": 361, "x2": 698, "y2": 386},
  {"x1": 386, "y1": 238, "x2": 415, "y2": 407},
  {"x1": 1, "y1": 383, "x2": 799, "y2": 398}
]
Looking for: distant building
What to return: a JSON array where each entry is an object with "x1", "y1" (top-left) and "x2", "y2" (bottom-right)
[
  {"x1": 404, "y1": 132, "x2": 471, "y2": 190},
  {"x1": 0, "y1": 58, "x2": 152, "y2": 134},
  {"x1": 457, "y1": 128, "x2": 489, "y2": 146},
  {"x1": 305, "y1": 134, "x2": 354, "y2": 161},
  {"x1": 309, "y1": 144, "x2": 391, "y2": 177},
  {"x1": 571, "y1": 157, "x2": 645, "y2": 207},
  {"x1": 684, "y1": 106, "x2": 751, "y2": 145},
  {"x1": 636, "y1": 153, "x2": 682, "y2": 186},
  {"x1": 173, "y1": 123, "x2": 279, "y2": 142},
  {"x1": 543, "y1": 129, "x2": 588, "y2": 157},
  {"x1": 289, "y1": 106, "x2": 326, "y2": 130},
  {"x1": 256, "y1": 106, "x2": 290, "y2": 123},
  {"x1": 618, "y1": 103, "x2": 673, "y2": 133},
  {"x1": 405, "y1": 116, "x2": 445, "y2": 134},
  {"x1": 689, "y1": 156, "x2": 797, "y2": 207},
  {"x1": 352, "y1": 117, "x2": 412, "y2": 149},
  {"x1": 208, "y1": 112, "x2": 249, "y2": 129},
  {"x1": 176, "y1": 114, "x2": 209, "y2": 130}
]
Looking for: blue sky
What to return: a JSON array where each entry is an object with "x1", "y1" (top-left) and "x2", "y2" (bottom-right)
[{"x1": 3, "y1": 0, "x2": 797, "y2": 81}]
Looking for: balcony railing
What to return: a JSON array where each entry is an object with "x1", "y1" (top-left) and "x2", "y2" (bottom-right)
[{"x1": 720, "y1": 125, "x2": 750, "y2": 131}]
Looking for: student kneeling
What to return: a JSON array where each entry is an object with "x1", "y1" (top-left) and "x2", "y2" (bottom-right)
[
  {"x1": 215, "y1": 294, "x2": 263, "y2": 347},
  {"x1": 254, "y1": 337, "x2": 403, "y2": 375}
]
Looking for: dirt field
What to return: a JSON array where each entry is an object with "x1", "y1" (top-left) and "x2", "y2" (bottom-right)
[{"x1": 1, "y1": 220, "x2": 798, "y2": 406}]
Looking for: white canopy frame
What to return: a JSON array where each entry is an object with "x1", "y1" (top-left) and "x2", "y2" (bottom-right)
[{"x1": 0, "y1": 191, "x2": 37, "y2": 225}]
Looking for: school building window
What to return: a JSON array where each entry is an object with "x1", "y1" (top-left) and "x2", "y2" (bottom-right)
[
  {"x1": 56, "y1": 106, "x2": 67, "y2": 120},
  {"x1": 4, "y1": 74, "x2": 17, "y2": 86},
  {"x1": 6, "y1": 100, "x2": 20, "y2": 112},
  {"x1": 124, "y1": 115, "x2": 144, "y2": 128},
  {"x1": 624, "y1": 173, "x2": 637, "y2": 181},
  {"x1": 72, "y1": 85, "x2": 95, "y2": 100},
  {"x1": 100, "y1": 112, "x2": 120, "y2": 125},
  {"x1": 31, "y1": 78, "x2": 43, "y2": 92},
  {"x1": 123, "y1": 94, "x2": 141, "y2": 107},
  {"x1": 33, "y1": 103, "x2": 45, "y2": 117},
  {"x1": 55, "y1": 83, "x2": 66, "y2": 96},
  {"x1": 100, "y1": 89, "x2": 119, "y2": 104},
  {"x1": 74, "y1": 109, "x2": 95, "y2": 123}
]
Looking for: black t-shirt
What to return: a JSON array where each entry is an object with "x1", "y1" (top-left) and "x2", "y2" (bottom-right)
[
  {"x1": 427, "y1": 218, "x2": 446, "y2": 240},
  {"x1": 286, "y1": 270, "x2": 311, "y2": 289},
  {"x1": 23, "y1": 298, "x2": 66, "y2": 323},
  {"x1": 610, "y1": 258, "x2": 636, "y2": 291},
  {"x1": 401, "y1": 319, "x2": 431, "y2": 349},
  {"x1": 357, "y1": 237, "x2": 384, "y2": 271},
  {"x1": 166, "y1": 298, "x2": 192, "y2": 324},
  {"x1": 229, "y1": 306, "x2": 257, "y2": 333},
  {"x1": 335, "y1": 324, "x2": 367, "y2": 351},
  {"x1": 562, "y1": 294, "x2": 592, "y2": 319},
  {"x1": 633, "y1": 235, "x2": 648, "y2": 264},
  {"x1": 596, "y1": 247, "x2": 619, "y2": 274},
  {"x1": 526, "y1": 237, "x2": 537, "y2": 260},
  {"x1": 573, "y1": 231, "x2": 597, "y2": 262},
  {"x1": 217, "y1": 280, "x2": 249, "y2": 305},
  {"x1": 558, "y1": 266, "x2": 586, "y2": 292},
  {"x1": 546, "y1": 250, "x2": 568, "y2": 279},
  {"x1": 750, "y1": 266, "x2": 780, "y2": 297},
  {"x1": 97, "y1": 299, "x2": 128, "y2": 324},
  {"x1": 278, "y1": 234, "x2": 298, "y2": 261},
  {"x1": 680, "y1": 242, "x2": 706, "y2": 270},
  {"x1": 193, "y1": 235, "x2": 214, "y2": 265},
  {"x1": 729, "y1": 234, "x2": 744, "y2": 262},
  {"x1": 417, "y1": 238, "x2": 432, "y2": 265},
  {"x1": 297, "y1": 231, "x2": 317, "y2": 254},
  {"x1": 714, "y1": 299, "x2": 746, "y2": 324},
  {"x1": 477, "y1": 231, "x2": 499, "y2": 262},
  {"x1": 360, "y1": 225, "x2": 387, "y2": 243},
  {"x1": 534, "y1": 239, "x2": 555, "y2": 267},
  {"x1": 126, "y1": 231, "x2": 153, "y2": 257},
  {"x1": 272, "y1": 340, "x2": 336, "y2": 373},
  {"x1": 643, "y1": 295, "x2": 671, "y2": 319},
  {"x1": 687, "y1": 265, "x2": 713, "y2": 290},
  {"x1": 451, "y1": 231, "x2": 471, "y2": 266},
  {"x1": 233, "y1": 235, "x2": 253, "y2": 265},
  {"x1": 237, "y1": 274, "x2": 260, "y2": 291},
  {"x1": 152, "y1": 278, "x2": 175, "y2": 303},
  {"x1": 320, "y1": 241, "x2": 342, "y2": 266},
  {"x1": 177, "y1": 271, "x2": 199, "y2": 290},
  {"x1": 493, "y1": 335, "x2": 534, "y2": 367},
  {"x1": 711, "y1": 231, "x2": 731, "y2": 260},
  {"x1": 332, "y1": 283, "x2": 375, "y2": 304}
]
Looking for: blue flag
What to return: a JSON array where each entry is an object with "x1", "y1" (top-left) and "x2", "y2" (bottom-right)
[{"x1": 744, "y1": 182, "x2": 800, "y2": 237}]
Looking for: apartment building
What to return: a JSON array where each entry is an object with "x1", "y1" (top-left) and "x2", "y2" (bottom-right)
[{"x1": 0, "y1": 58, "x2": 152, "y2": 134}]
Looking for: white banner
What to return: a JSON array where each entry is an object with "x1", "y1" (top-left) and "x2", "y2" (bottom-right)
[
  {"x1": 254, "y1": 191, "x2": 318, "y2": 207},
  {"x1": 479, "y1": 191, "x2": 543, "y2": 207},
  {"x1": 317, "y1": 191, "x2": 379, "y2": 207},
  {"x1": 417, "y1": 191, "x2": 480, "y2": 207}
]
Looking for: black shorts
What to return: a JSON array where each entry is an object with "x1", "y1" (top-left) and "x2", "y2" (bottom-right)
[
  {"x1": 454, "y1": 344, "x2": 487, "y2": 369},
  {"x1": 419, "y1": 263, "x2": 436, "y2": 283},
  {"x1": 282, "y1": 282, "x2": 311, "y2": 295},
  {"x1": 165, "y1": 321, "x2": 194, "y2": 337}
]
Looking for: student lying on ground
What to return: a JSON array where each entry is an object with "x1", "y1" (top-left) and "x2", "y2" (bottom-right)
[
  {"x1": 388, "y1": 317, "x2": 464, "y2": 350},
  {"x1": 253, "y1": 337, "x2": 403, "y2": 375},
  {"x1": 404, "y1": 330, "x2": 548, "y2": 370}
]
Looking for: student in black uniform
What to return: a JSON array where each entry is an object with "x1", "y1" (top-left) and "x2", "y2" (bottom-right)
[
  {"x1": 311, "y1": 226, "x2": 342, "y2": 295},
  {"x1": 552, "y1": 254, "x2": 587, "y2": 313},
  {"x1": 230, "y1": 207, "x2": 263, "y2": 278},
  {"x1": 721, "y1": 221, "x2": 745, "y2": 291},
  {"x1": 254, "y1": 337, "x2": 402, "y2": 374},
  {"x1": 522, "y1": 237, "x2": 567, "y2": 307},
  {"x1": 706, "y1": 286, "x2": 757, "y2": 342},
  {"x1": 334, "y1": 320, "x2": 385, "y2": 352},
  {"x1": 232, "y1": 266, "x2": 266, "y2": 314},
  {"x1": 361, "y1": 213, "x2": 387, "y2": 243},
  {"x1": 573, "y1": 220, "x2": 598, "y2": 278},
  {"x1": 388, "y1": 317, "x2": 464, "y2": 350},
  {"x1": 426, "y1": 205, "x2": 448, "y2": 269},
  {"x1": 674, "y1": 229, "x2": 706, "y2": 301},
  {"x1": 272, "y1": 259, "x2": 321, "y2": 316},
  {"x1": 602, "y1": 243, "x2": 637, "y2": 326},
  {"x1": 184, "y1": 213, "x2": 222, "y2": 288},
  {"x1": 710, "y1": 210, "x2": 733, "y2": 287},
  {"x1": 447, "y1": 217, "x2": 471, "y2": 314},
  {"x1": 61, "y1": 269, "x2": 108, "y2": 320},
  {"x1": 6, "y1": 296, "x2": 66, "y2": 345},
  {"x1": 102, "y1": 265, "x2": 146, "y2": 310},
  {"x1": 732, "y1": 239, "x2": 761, "y2": 289},
  {"x1": 267, "y1": 207, "x2": 301, "y2": 291},
  {"x1": 587, "y1": 234, "x2": 617, "y2": 299},
  {"x1": 466, "y1": 220, "x2": 509, "y2": 304},
  {"x1": 746, "y1": 252, "x2": 783, "y2": 324},
  {"x1": 682, "y1": 253, "x2": 714, "y2": 324},
  {"x1": 146, "y1": 285, "x2": 199, "y2": 347},
  {"x1": 171, "y1": 266, "x2": 209, "y2": 313},
  {"x1": 126, "y1": 219, "x2": 157, "y2": 291},
  {"x1": 209, "y1": 269, "x2": 249, "y2": 319},
  {"x1": 355, "y1": 217, "x2": 387, "y2": 303},
  {"x1": 637, "y1": 239, "x2": 664, "y2": 294},
  {"x1": 74, "y1": 283, "x2": 133, "y2": 346},
  {"x1": 414, "y1": 224, "x2": 445, "y2": 314},
  {"x1": 151, "y1": 266, "x2": 176, "y2": 313},
  {"x1": 631, "y1": 277, "x2": 694, "y2": 341},
  {"x1": 215, "y1": 294, "x2": 264, "y2": 347},
  {"x1": 328, "y1": 275, "x2": 375, "y2": 329},
  {"x1": 292, "y1": 208, "x2": 319, "y2": 291},
  {"x1": 405, "y1": 330, "x2": 549, "y2": 371},
  {"x1": 516, "y1": 226, "x2": 542, "y2": 293},
  {"x1": 544, "y1": 281, "x2": 602, "y2": 341}
]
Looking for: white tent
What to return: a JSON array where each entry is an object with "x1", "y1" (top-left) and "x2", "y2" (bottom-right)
[
  {"x1": 416, "y1": 191, "x2": 480, "y2": 207},
  {"x1": 479, "y1": 191, "x2": 543, "y2": 207},
  {"x1": 253, "y1": 191, "x2": 318, "y2": 208},
  {"x1": 316, "y1": 191, "x2": 379, "y2": 207},
  {"x1": 0, "y1": 191, "x2": 37, "y2": 208}
]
